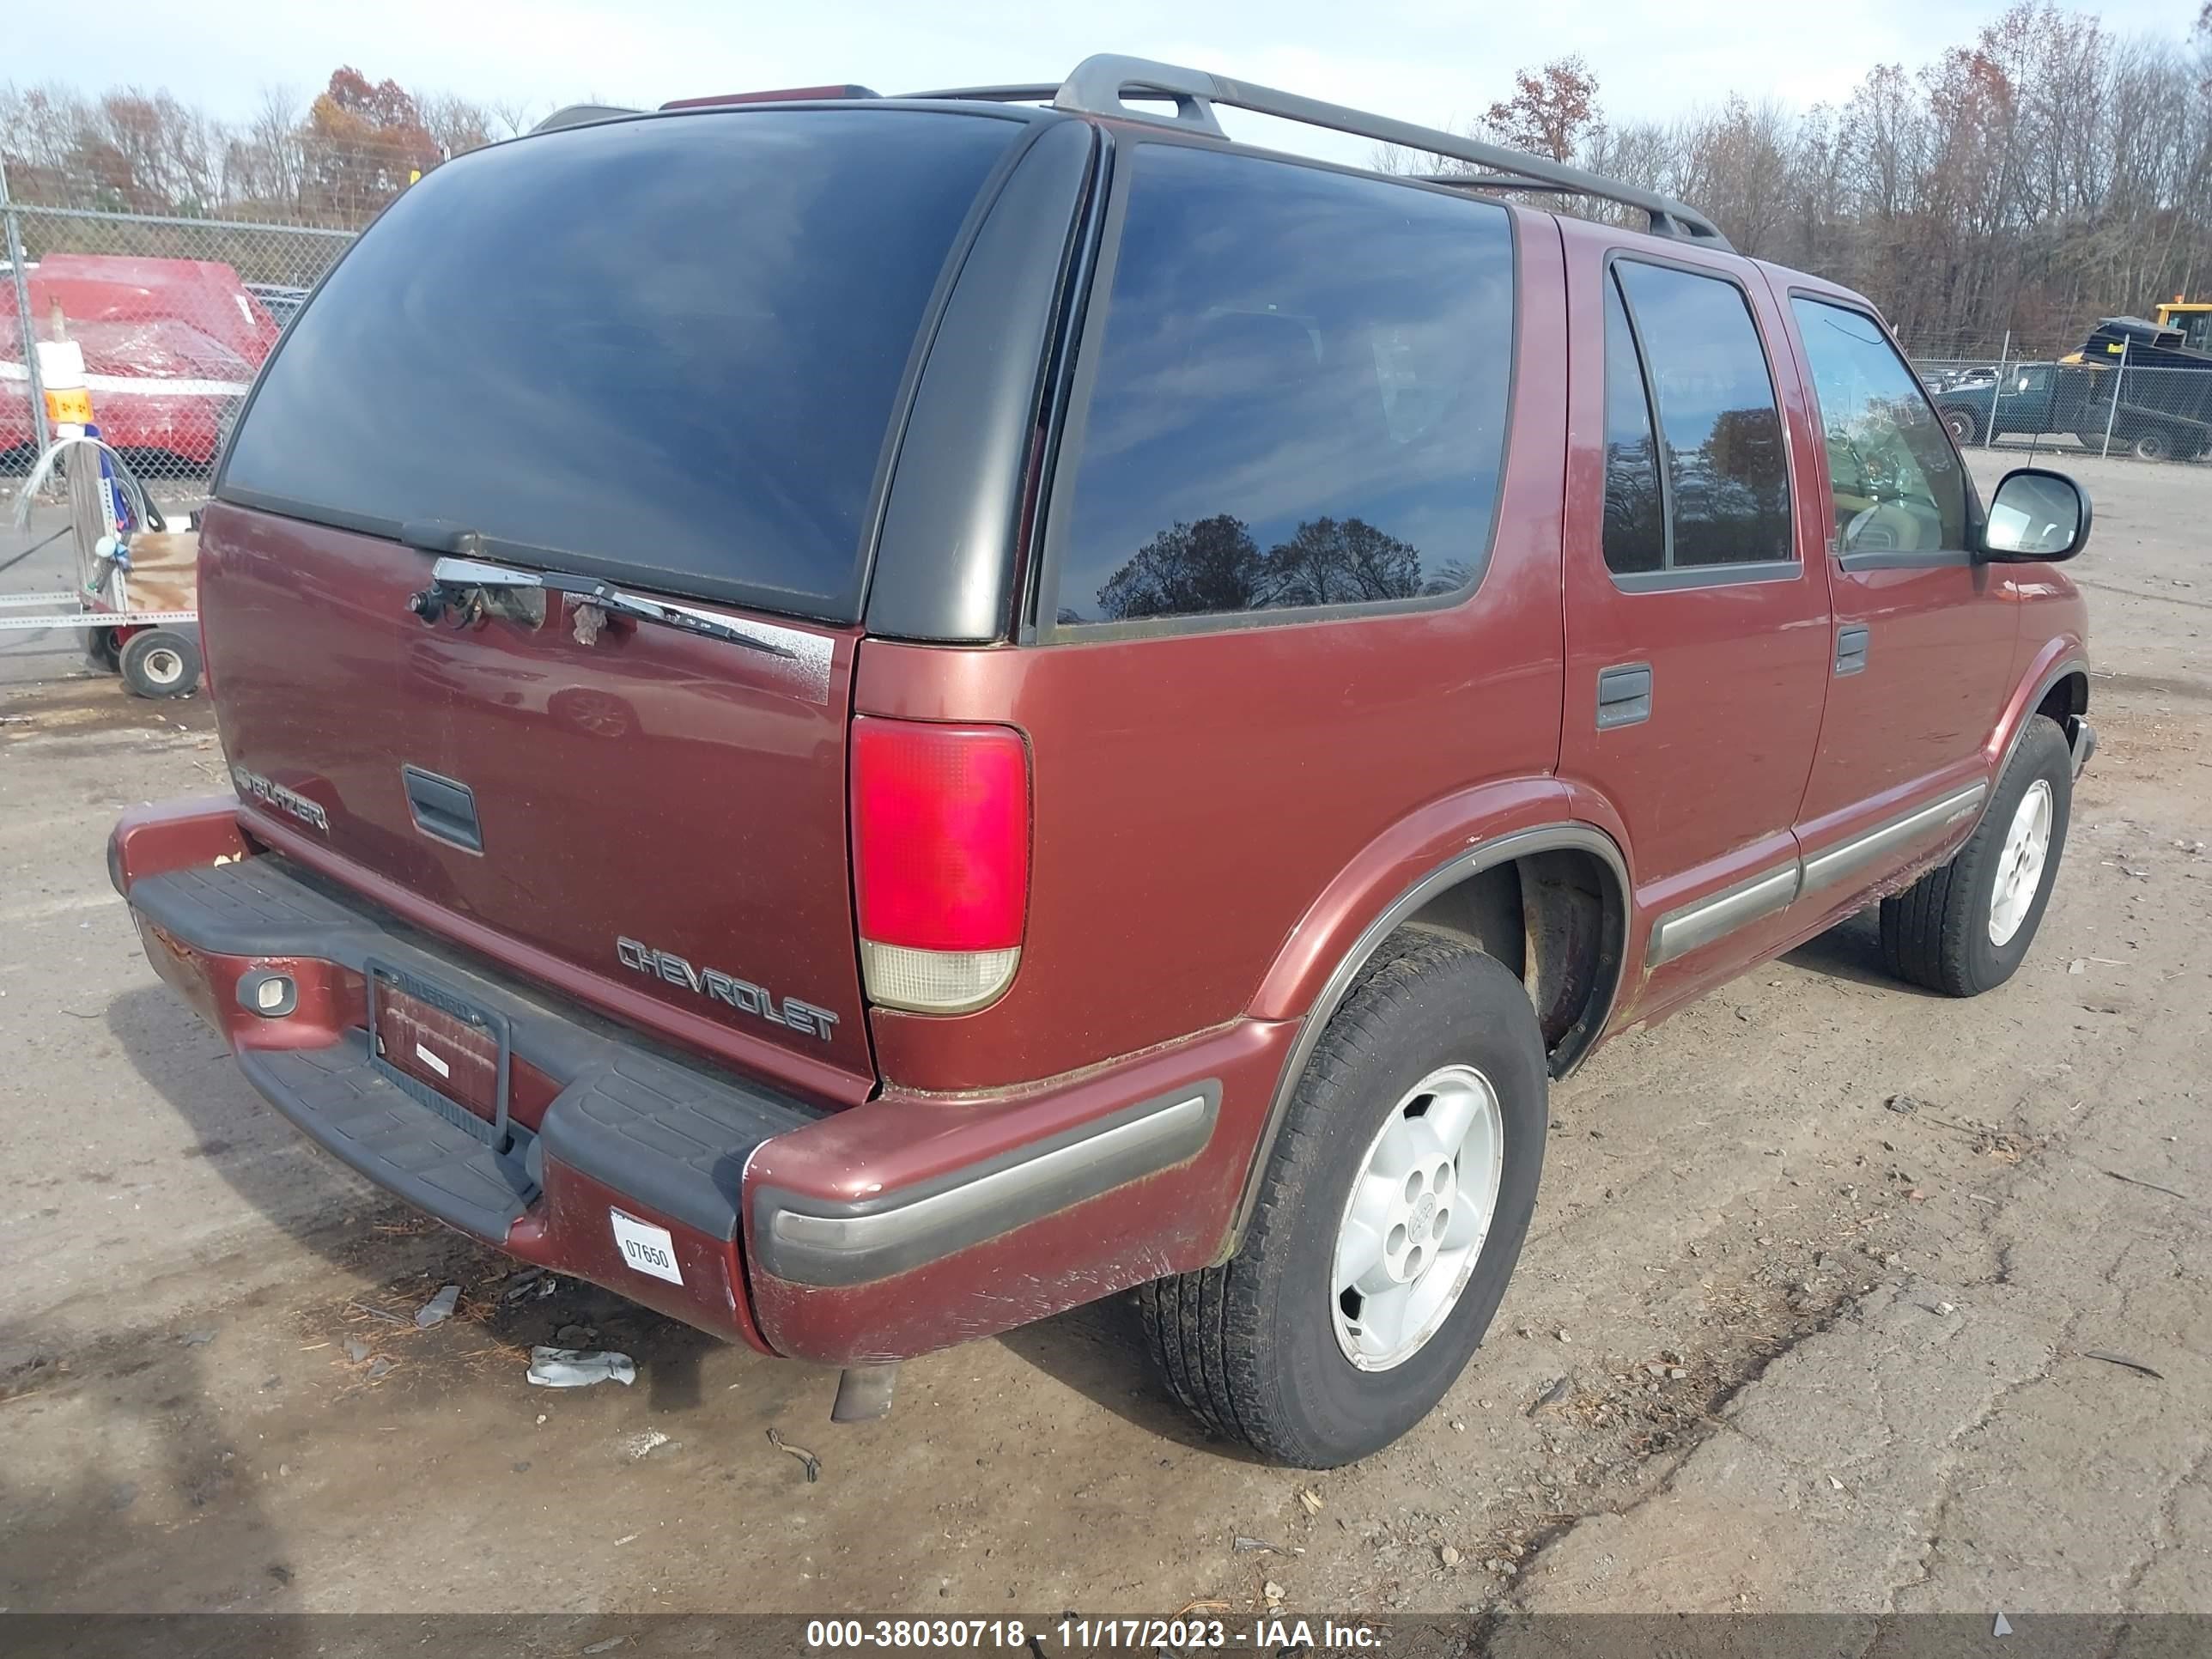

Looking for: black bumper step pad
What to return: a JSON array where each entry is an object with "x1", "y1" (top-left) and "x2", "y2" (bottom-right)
[{"x1": 240, "y1": 1035, "x2": 537, "y2": 1241}]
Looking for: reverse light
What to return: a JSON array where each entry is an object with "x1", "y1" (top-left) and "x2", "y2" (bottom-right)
[{"x1": 852, "y1": 718, "x2": 1030, "y2": 1015}]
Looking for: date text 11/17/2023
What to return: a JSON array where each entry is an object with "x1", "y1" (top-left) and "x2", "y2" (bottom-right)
[{"x1": 804, "y1": 1618, "x2": 1387, "y2": 1650}]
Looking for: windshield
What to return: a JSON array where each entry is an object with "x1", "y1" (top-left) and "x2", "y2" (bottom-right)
[{"x1": 218, "y1": 107, "x2": 1025, "y2": 621}]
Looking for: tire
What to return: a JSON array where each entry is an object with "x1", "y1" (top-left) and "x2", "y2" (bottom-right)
[
  {"x1": 1879, "y1": 716, "x2": 2072, "y2": 996},
  {"x1": 1942, "y1": 409, "x2": 1978, "y2": 446},
  {"x1": 118, "y1": 629, "x2": 202, "y2": 699},
  {"x1": 2130, "y1": 429, "x2": 2172, "y2": 463},
  {"x1": 549, "y1": 686, "x2": 637, "y2": 738},
  {"x1": 83, "y1": 628, "x2": 120, "y2": 675},
  {"x1": 1137, "y1": 931, "x2": 1547, "y2": 1467}
]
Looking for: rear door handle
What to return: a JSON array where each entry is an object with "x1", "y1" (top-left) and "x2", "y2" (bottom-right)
[
  {"x1": 1595, "y1": 663, "x2": 1652, "y2": 729},
  {"x1": 1835, "y1": 624, "x2": 1870, "y2": 676}
]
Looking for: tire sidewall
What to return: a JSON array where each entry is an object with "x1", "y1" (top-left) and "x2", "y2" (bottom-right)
[
  {"x1": 1255, "y1": 945, "x2": 1547, "y2": 1464},
  {"x1": 1957, "y1": 721, "x2": 2072, "y2": 990},
  {"x1": 120, "y1": 629, "x2": 201, "y2": 700}
]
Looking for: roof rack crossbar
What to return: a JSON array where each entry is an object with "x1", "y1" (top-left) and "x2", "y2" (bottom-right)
[
  {"x1": 1040, "y1": 54, "x2": 1729, "y2": 248},
  {"x1": 907, "y1": 77, "x2": 1224, "y2": 133}
]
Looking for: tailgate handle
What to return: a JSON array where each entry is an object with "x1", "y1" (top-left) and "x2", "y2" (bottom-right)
[
  {"x1": 402, "y1": 766, "x2": 484, "y2": 854},
  {"x1": 1595, "y1": 663, "x2": 1653, "y2": 730}
]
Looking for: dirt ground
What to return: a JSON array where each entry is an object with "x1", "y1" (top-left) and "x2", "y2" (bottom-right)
[{"x1": 0, "y1": 454, "x2": 2204, "y2": 1628}]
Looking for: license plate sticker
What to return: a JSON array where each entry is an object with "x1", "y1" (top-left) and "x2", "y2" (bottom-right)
[{"x1": 610, "y1": 1209, "x2": 684, "y2": 1285}]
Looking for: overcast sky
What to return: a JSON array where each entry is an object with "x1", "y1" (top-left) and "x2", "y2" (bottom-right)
[{"x1": 10, "y1": 0, "x2": 2203, "y2": 164}]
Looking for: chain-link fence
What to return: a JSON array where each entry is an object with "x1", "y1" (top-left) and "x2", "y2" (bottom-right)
[
  {"x1": 5, "y1": 189, "x2": 2205, "y2": 501},
  {"x1": 1907, "y1": 349, "x2": 2212, "y2": 465},
  {"x1": 3, "y1": 200, "x2": 355, "y2": 490}
]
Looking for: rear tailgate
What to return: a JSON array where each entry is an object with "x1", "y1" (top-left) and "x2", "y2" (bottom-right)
[
  {"x1": 201, "y1": 502, "x2": 873, "y2": 1094},
  {"x1": 202, "y1": 102, "x2": 1041, "y2": 1098}
]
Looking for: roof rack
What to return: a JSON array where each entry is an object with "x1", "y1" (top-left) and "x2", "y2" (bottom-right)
[
  {"x1": 532, "y1": 103, "x2": 643, "y2": 133},
  {"x1": 910, "y1": 55, "x2": 1729, "y2": 249}
]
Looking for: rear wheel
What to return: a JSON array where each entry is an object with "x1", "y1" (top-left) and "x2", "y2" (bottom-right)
[
  {"x1": 1138, "y1": 931, "x2": 1547, "y2": 1467},
  {"x1": 118, "y1": 629, "x2": 201, "y2": 699},
  {"x1": 1879, "y1": 716, "x2": 2071, "y2": 995},
  {"x1": 83, "y1": 628, "x2": 121, "y2": 674}
]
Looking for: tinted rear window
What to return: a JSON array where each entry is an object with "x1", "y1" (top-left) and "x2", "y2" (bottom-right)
[
  {"x1": 220, "y1": 108, "x2": 1024, "y2": 621},
  {"x1": 1048, "y1": 144, "x2": 1516, "y2": 629}
]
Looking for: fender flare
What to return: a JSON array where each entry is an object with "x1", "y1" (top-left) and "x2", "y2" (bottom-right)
[
  {"x1": 1988, "y1": 646, "x2": 2087, "y2": 801},
  {"x1": 1222, "y1": 821, "x2": 1629, "y2": 1250}
]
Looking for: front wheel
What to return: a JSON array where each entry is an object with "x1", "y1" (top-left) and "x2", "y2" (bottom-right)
[
  {"x1": 1138, "y1": 931, "x2": 1547, "y2": 1467},
  {"x1": 1879, "y1": 715, "x2": 2072, "y2": 995},
  {"x1": 2131, "y1": 429, "x2": 2172, "y2": 463},
  {"x1": 1942, "y1": 409, "x2": 1978, "y2": 446}
]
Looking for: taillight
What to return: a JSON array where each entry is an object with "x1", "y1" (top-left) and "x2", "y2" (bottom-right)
[{"x1": 852, "y1": 718, "x2": 1030, "y2": 1014}]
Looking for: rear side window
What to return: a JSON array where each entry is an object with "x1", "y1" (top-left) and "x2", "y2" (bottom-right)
[
  {"x1": 1601, "y1": 276, "x2": 1665, "y2": 574},
  {"x1": 220, "y1": 109, "x2": 1024, "y2": 621},
  {"x1": 1609, "y1": 260, "x2": 1792, "y2": 572},
  {"x1": 1048, "y1": 145, "x2": 1516, "y2": 629}
]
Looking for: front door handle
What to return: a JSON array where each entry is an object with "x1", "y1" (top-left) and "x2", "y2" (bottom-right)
[
  {"x1": 1595, "y1": 662, "x2": 1652, "y2": 729},
  {"x1": 1835, "y1": 624, "x2": 1870, "y2": 676}
]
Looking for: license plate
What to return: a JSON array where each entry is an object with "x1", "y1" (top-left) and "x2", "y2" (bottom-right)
[
  {"x1": 367, "y1": 959, "x2": 511, "y2": 1147},
  {"x1": 610, "y1": 1209, "x2": 684, "y2": 1285}
]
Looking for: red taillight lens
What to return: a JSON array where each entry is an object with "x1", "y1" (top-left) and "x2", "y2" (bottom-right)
[{"x1": 852, "y1": 718, "x2": 1030, "y2": 1013}]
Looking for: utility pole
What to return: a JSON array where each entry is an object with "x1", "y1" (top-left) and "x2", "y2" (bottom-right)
[{"x1": 2100, "y1": 337, "x2": 2129, "y2": 459}]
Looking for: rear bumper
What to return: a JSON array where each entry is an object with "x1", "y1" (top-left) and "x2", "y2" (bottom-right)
[{"x1": 112, "y1": 799, "x2": 1287, "y2": 1364}]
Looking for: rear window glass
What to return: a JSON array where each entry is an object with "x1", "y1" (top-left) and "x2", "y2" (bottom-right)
[
  {"x1": 1048, "y1": 144, "x2": 1516, "y2": 629},
  {"x1": 220, "y1": 108, "x2": 1023, "y2": 621},
  {"x1": 1611, "y1": 260, "x2": 1792, "y2": 568}
]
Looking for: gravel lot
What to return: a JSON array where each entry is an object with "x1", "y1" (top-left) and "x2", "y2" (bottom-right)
[{"x1": 0, "y1": 454, "x2": 2204, "y2": 1626}]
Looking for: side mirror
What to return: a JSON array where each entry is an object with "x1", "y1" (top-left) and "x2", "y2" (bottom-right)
[{"x1": 1980, "y1": 467, "x2": 2091, "y2": 562}]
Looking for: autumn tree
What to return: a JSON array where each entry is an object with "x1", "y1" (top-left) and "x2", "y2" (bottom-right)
[
  {"x1": 301, "y1": 68, "x2": 442, "y2": 220},
  {"x1": 1480, "y1": 56, "x2": 1603, "y2": 164}
]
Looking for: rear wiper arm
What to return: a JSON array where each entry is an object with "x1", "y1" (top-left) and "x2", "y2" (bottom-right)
[{"x1": 412, "y1": 556, "x2": 795, "y2": 659}]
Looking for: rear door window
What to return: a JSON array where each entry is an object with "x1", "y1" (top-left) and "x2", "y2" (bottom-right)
[
  {"x1": 219, "y1": 108, "x2": 1025, "y2": 622},
  {"x1": 1047, "y1": 144, "x2": 1516, "y2": 629},
  {"x1": 1610, "y1": 259, "x2": 1793, "y2": 572}
]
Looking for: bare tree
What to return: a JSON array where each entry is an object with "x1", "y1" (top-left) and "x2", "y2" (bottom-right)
[
  {"x1": 485, "y1": 97, "x2": 544, "y2": 141},
  {"x1": 418, "y1": 93, "x2": 499, "y2": 160}
]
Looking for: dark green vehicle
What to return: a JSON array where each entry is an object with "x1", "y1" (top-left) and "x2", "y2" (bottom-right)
[
  {"x1": 1931, "y1": 362, "x2": 2094, "y2": 448},
  {"x1": 1935, "y1": 337, "x2": 2212, "y2": 462}
]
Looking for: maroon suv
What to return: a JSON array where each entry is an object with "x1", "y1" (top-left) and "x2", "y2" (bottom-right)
[{"x1": 110, "y1": 58, "x2": 2094, "y2": 1468}]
